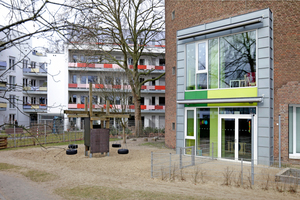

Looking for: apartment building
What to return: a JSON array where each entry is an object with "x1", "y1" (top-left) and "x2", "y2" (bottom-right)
[
  {"x1": 66, "y1": 42, "x2": 166, "y2": 131},
  {"x1": 165, "y1": 1, "x2": 300, "y2": 165}
]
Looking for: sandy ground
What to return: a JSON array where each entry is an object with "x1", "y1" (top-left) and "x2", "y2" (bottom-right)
[{"x1": 0, "y1": 138, "x2": 299, "y2": 200}]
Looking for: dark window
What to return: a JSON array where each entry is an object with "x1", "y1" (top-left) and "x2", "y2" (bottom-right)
[
  {"x1": 72, "y1": 95, "x2": 77, "y2": 103},
  {"x1": 140, "y1": 97, "x2": 144, "y2": 105},
  {"x1": 172, "y1": 67, "x2": 175, "y2": 75},
  {"x1": 172, "y1": 123, "x2": 175, "y2": 130},
  {"x1": 159, "y1": 97, "x2": 165, "y2": 106},
  {"x1": 139, "y1": 59, "x2": 145, "y2": 65},
  {"x1": 152, "y1": 97, "x2": 155, "y2": 105},
  {"x1": 159, "y1": 59, "x2": 165, "y2": 66}
]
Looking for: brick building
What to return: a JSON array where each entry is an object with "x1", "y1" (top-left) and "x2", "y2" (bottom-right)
[{"x1": 165, "y1": 1, "x2": 300, "y2": 164}]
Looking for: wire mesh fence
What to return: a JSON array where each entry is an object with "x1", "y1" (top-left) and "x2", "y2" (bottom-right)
[
  {"x1": 1, "y1": 121, "x2": 83, "y2": 148},
  {"x1": 151, "y1": 146, "x2": 300, "y2": 191}
]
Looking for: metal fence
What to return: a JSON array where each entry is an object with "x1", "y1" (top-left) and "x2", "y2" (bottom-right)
[
  {"x1": 151, "y1": 147, "x2": 300, "y2": 190},
  {"x1": 1, "y1": 121, "x2": 83, "y2": 148}
]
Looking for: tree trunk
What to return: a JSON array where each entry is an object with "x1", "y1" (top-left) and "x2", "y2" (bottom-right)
[
  {"x1": 134, "y1": 98, "x2": 142, "y2": 137},
  {"x1": 122, "y1": 126, "x2": 126, "y2": 144}
]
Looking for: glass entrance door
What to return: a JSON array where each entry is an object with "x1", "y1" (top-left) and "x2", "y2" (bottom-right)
[{"x1": 220, "y1": 115, "x2": 253, "y2": 161}]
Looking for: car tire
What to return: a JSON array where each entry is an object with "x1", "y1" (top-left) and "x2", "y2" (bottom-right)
[
  {"x1": 68, "y1": 144, "x2": 78, "y2": 149},
  {"x1": 118, "y1": 149, "x2": 129, "y2": 154},
  {"x1": 112, "y1": 144, "x2": 121, "y2": 148},
  {"x1": 66, "y1": 149, "x2": 77, "y2": 155}
]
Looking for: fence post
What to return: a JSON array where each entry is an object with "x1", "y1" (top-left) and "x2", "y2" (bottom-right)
[
  {"x1": 192, "y1": 146, "x2": 195, "y2": 166},
  {"x1": 44, "y1": 121, "x2": 46, "y2": 144},
  {"x1": 180, "y1": 148, "x2": 182, "y2": 169},
  {"x1": 151, "y1": 151, "x2": 153, "y2": 178},
  {"x1": 14, "y1": 121, "x2": 16, "y2": 148},
  {"x1": 279, "y1": 115, "x2": 281, "y2": 168},
  {"x1": 241, "y1": 158, "x2": 243, "y2": 186},
  {"x1": 169, "y1": 153, "x2": 172, "y2": 179},
  {"x1": 251, "y1": 114, "x2": 254, "y2": 185},
  {"x1": 212, "y1": 142, "x2": 214, "y2": 160}
]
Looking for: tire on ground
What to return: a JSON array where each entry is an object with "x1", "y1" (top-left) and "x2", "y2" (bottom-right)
[
  {"x1": 118, "y1": 149, "x2": 129, "y2": 154},
  {"x1": 112, "y1": 144, "x2": 121, "y2": 148},
  {"x1": 66, "y1": 149, "x2": 77, "y2": 155}
]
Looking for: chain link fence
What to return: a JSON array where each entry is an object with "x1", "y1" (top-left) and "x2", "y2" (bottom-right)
[{"x1": 151, "y1": 146, "x2": 300, "y2": 191}]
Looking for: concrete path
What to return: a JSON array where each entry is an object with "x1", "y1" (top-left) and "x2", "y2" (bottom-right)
[{"x1": 0, "y1": 172, "x2": 62, "y2": 200}]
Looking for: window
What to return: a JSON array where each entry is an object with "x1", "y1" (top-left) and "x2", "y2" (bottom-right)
[
  {"x1": 172, "y1": 67, "x2": 176, "y2": 75},
  {"x1": 139, "y1": 78, "x2": 145, "y2": 85},
  {"x1": 88, "y1": 76, "x2": 97, "y2": 83},
  {"x1": 172, "y1": 122, "x2": 175, "y2": 130},
  {"x1": 105, "y1": 76, "x2": 112, "y2": 84},
  {"x1": 159, "y1": 59, "x2": 165, "y2": 66},
  {"x1": 159, "y1": 97, "x2": 165, "y2": 106},
  {"x1": 9, "y1": 95, "x2": 16, "y2": 108},
  {"x1": 185, "y1": 31, "x2": 256, "y2": 90},
  {"x1": 81, "y1": 96, "x2": 87, "y2": 104},
  {"x1": 172, "y1": 10, "x2": 175, "y2": 20},
  {"x1": 9, "y1": 57, "x2": 15, "y2": 70},
  {"x1": 289, "y1": 105, "x2": 300, "y2": 157},
  {"x1": 72, "y1": 75, "x2": 77, "y2": 83},
  {"x1": 9, "y1": 114, "x2": 15, "y2": 124},
  {"x1": 140, "y1": 97, "x2": 144, "y2": 105},
  {"x1": 23, "y1": 60, "x2": 28, "y2": 68},
  {"x1": 115, "y1": 77, "x2": 121, "y2": 85},
  {"x1": 39, "y1": 97, "x2": 46, "y2": 104},
  {"x1": 116, "y1": 96, "x2": 121, "y2": 105},
  {"x1": 72, "y1": 55, "x2": 78, "y2": 62},
  {"x1": 72, "y1": 95, "x2": 77, "y2": 103},
  {"x1": 23, "y1": 96, "x2": 28, "y2": 105},
  {"x1": 31, "y1": 97, "x2": 36, "y2": 104},
  {"x1": 23, "y1": 78, "x2": 28, "y2": 87},
  {"x1": 81, "y1": 76, "x2": 86, "y2": 84},
  {"x1": 31, "y1": 61, "x2": 36, "y2": 68},
  {"x1": 128, "y1": 58, "x2": 133, "y2": 65},
  {"x1": 152, "y1": 39, "x2": 156, "y2": 45},
  {"x1": 128, "y1": 96, "x2": 133, "y2": 105},
  {"x1": 9, "y1": 76, "x2": 16, "y2": 89},
  {"x1": 31, "y1": 79, "x2": 36, "y2": 87},
  {"x1": 151, "y1": 58, "x2": 156, "y2": 65},
  {"x1": 139, "y1": 59, "x2": 145, "y2": 65},
  {"x1": 151, "y1": 77, "x2": 156, "y2": 86},
  {"x1": 152, "y1": 96, "x2": 156, "y2": 105}
]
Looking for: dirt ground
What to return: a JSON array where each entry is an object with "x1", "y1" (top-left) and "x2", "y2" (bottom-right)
[{"x1": 0, "y1": 138, "x2": 299, "y2": 200}]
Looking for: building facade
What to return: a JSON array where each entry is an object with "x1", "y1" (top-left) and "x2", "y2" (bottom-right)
[{"x1": 165, "y1": 1, "x2": 300, "y2": 164}]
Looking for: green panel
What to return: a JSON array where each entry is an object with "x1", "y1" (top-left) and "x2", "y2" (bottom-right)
[
  {"x1": 207, "y1": 87, "x2": 257, "y2": 99},
  {"x1": 185, "y1": 139, "x2": 195, "y2": 155},
  {"x1": 185, "y1": 90, "x2": 207, "y2": 99},
  {"x1": 207, "y1": 102, "x2": 257, "y2": 107},
  {"x1": 210, "y1": 108, "x2": 218, "y2": 157},
  {"x1": 185, "y1": 103, "x2": 207, "y2": 107},
  {"x1": 187, "y1": 110, "x2": 194, "y2": 137}
]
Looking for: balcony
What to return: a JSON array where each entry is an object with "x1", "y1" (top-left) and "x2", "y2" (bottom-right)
[
  {"x1": 0, "y1": 102, "x2": 7, "y2": 111},
  {"x1": 0, "y1": 82, "x2": 6, "y2": 91},
  {"x1": 68, "y1": 84, "x2": 165, "y2": 93},
  {"x1": 23, "y1": 104, "x2": 47, "y2": 112},
  {"x1": 68, "y1": 62, "x2": 165, "y2": 71},
  {"x1": 23, "y1": 86, "x2": 47, "y2": 94},
  {"x1": 68, "y1": 104, "x2": 165, "y2": 111},
  {"x1": 0, "y1": 61, "x2": 6, "y2": 70},
  {"x1": 23, "y1": 67, "x2": 47, "y2": 76}
]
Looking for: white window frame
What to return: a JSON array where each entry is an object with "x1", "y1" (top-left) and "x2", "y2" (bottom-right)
[
  {"x1": 9, "y1": 57, "x2": 15, "y2": 70},
  {"x1": 289, "y1": 104, "x2": 300, "y2": 159}
]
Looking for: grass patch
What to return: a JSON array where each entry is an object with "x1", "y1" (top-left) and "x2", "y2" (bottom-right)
[
  {"x1": 140, "y1": 141, "x2": 166, "y2": 149},
  {"x1": 55, "y1": 185, "x2": 211, "y2": 200},
  {"x1": 0, "y1": 162, "x2": 20, "y2": 171},
  {"x1": 21, "y1": 170, "x2": 58, "y2": 182}
]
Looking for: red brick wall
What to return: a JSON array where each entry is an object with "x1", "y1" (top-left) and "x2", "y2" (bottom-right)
[{"x1": 165, "y1": 1, "x2": 300, "y2": 154}]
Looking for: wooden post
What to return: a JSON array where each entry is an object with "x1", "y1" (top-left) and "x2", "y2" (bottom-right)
[
  {"x1": 106, "y1": 100, "x2": 110, "y2": 129},
  {"x1": 84, "y1": 96, "x2": 89, "y2": 155},
  {"x1": 89, "y1": 82, "x2": 93, "y2": 129}
]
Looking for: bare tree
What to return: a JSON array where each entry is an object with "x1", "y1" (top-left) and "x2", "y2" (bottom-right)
[
  {"x1": 92, "y1": 70, "x2": 132, "y2": 143},
  {"x1": 65, "y1": 0, "x2": 165, "y2": 136}
]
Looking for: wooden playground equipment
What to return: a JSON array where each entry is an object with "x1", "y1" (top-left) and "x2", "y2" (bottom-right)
[{"x1": 64, "y1": 83, "x2": 130, "y2": 157}]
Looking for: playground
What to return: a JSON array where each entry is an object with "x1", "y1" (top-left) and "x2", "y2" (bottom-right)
[{"x1": 0, "y1": 138, "x2": 300, "y2": 200}]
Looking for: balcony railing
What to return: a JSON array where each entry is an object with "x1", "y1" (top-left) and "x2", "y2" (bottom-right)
[
  {"x1": 0, "y1": 102, "x2": 7, "y2": 111},
  {"x1": 68, "y1": 104, "x2": 165, "y2": 110},
  {"x1": 68, "y1": 63, "x2": 165, "y2": 71},
  {"x1": 23, "y1": 104, "x2": 47, "y2": 111},
  {"x1": 0, "y1": 82, "x2": 6, "y2": 90},
  {"x1": 0, "y1": 61, "x2": 6, "y2": 70},
  {"x1": 68, "y1": 84, "x2": 165, "y2": 90},
  {"x1": 23, "y1": 67, "x2": 47, "y2": 74},
  {"x1": 23, "y1": 86, "x2": 47, "y2": 91}
]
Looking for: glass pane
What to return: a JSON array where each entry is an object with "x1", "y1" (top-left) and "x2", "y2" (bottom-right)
[
  {"x1": 186, "y1": 43, "x2": 195, "y2": 90},
  {"x1": 81, "y1": 76, "x2": 86, "y2": 84},
  {"x1": 221, "y1": 118, "x2": 235, "y2": 159},
  {"x1": 238, "y1": 119, "x2": 252, "y2": 161},
  {"x1": 289, "y1": 106, "x2": 293, "y2": 154},
  {"x1": 185, "y1": 139, "x2": 195, "y2": 155},
  {"x1": 196, "y1": 108, "x2": 218, "y2": 157},
  {"x1": 208, "y1": 39, "x2": 218, "y2": 89},
  {"x1": 197, "y1": 73, "x2": 207, "y2": 89},
  {"x1": 296, "y1": 108, "x2": 300, "y2": 153},
  {"x1": 219, "y1": 31, "x2": 256, "y2": 88},
  {"x1": 187, "y1": 110, "x2": 194, "y2": 137},
  {"x1": 198, "y1": 42, "x2": 206, "y2": 70},
  {"x1": 219, "y1": 107, "x2": 256, "y2": 115}
]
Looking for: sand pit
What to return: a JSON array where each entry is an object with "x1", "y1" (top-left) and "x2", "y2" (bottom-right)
[{"x1": 0, "y1": 138, "x2": 299, "y2": 199}]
